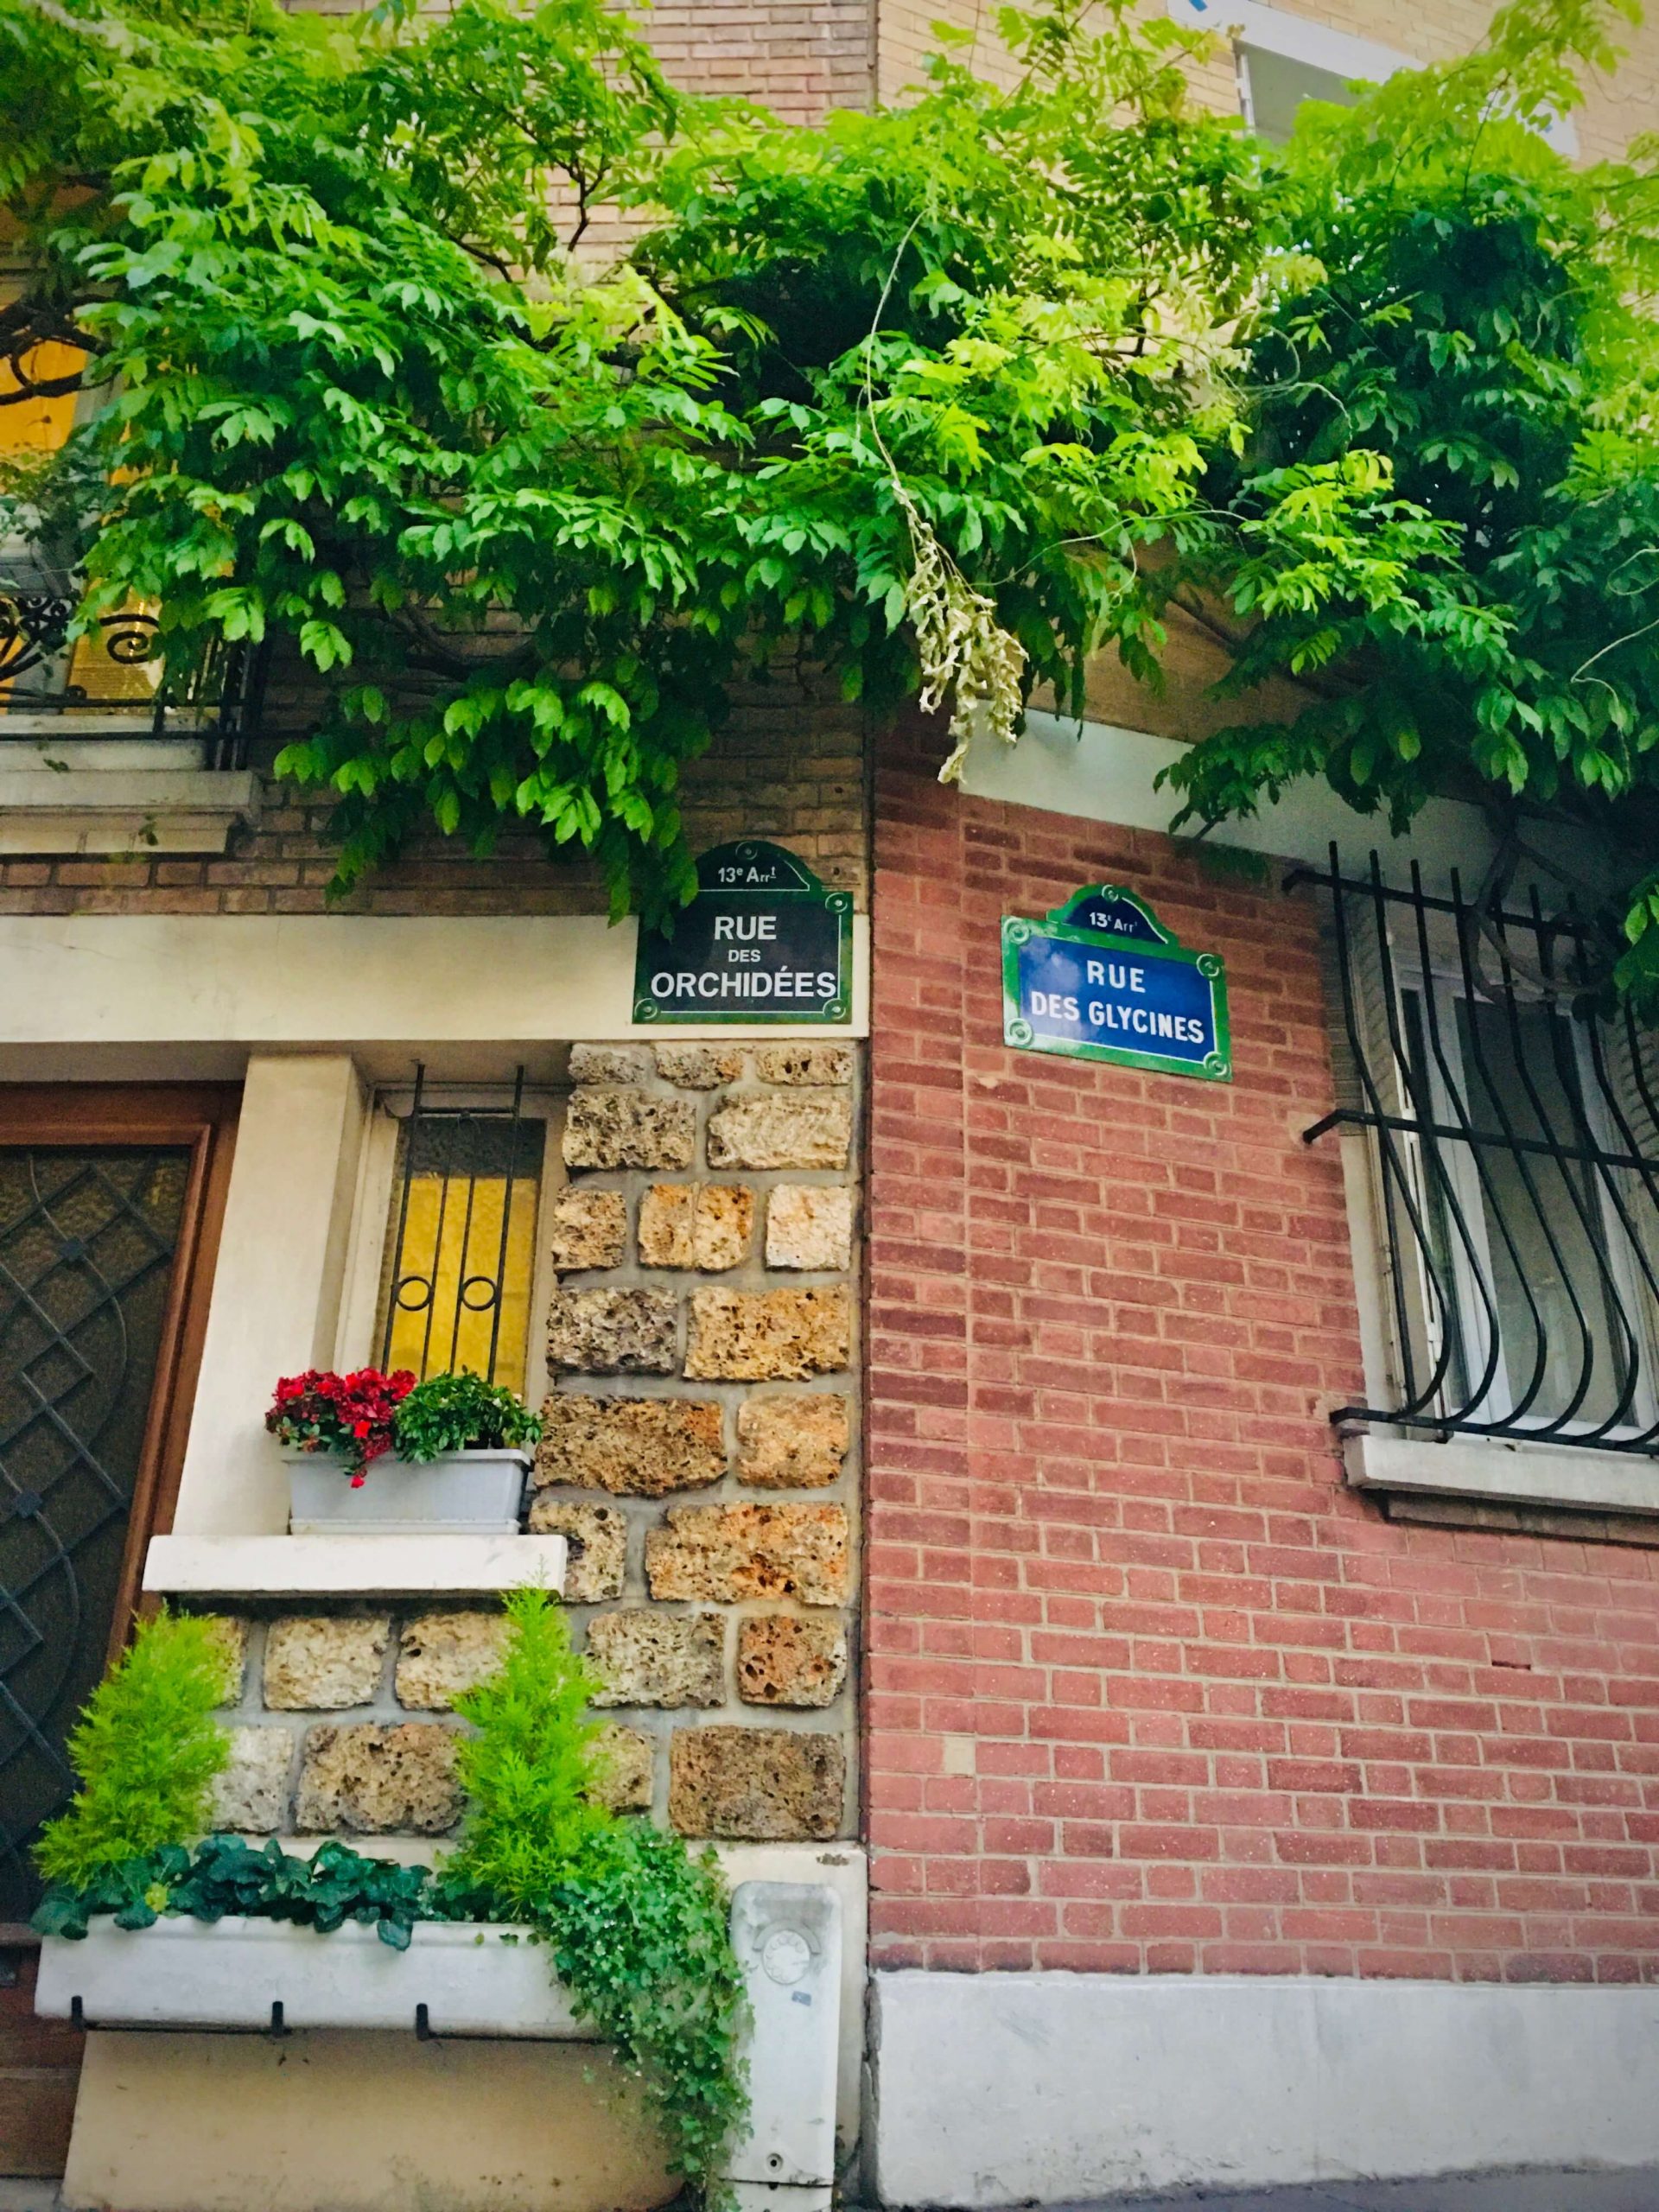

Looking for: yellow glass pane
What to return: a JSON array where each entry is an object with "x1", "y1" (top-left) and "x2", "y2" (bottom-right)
[
  {"x1": 385, "y1": 1173, "x2": 538, "y2": 1387},
  {"x1": 0, "y1": 341, "x2": 84, "y2": 457},
  {"x1": 66, "y1": 599, "x2": 162, "y2": 702}
]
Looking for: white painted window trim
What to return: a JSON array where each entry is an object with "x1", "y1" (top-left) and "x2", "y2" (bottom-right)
[
  {"x1": 0, "y1": 307, "x2": 260, "y2": 810},
  {"x1": 150, "y1": 1052, "x2": 578, "y2": 1596},
  {"x1": 1163, "y1": 0, "x2": 1578, "y2": 154},
  {"x1": 1325, "y1": 908, "x2": 1659, "y2": 1516},
  {"x1": 1166, "y1": 0, "x2": 1413, "y2": 90},
  {"x1": 1344, "y1": 1426, "x2": 1659, "y2": 1519}
]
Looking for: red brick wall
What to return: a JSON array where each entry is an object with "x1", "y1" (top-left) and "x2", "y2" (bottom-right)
[
  {"x1": 864, "y1": 715, "x2": 1659, "y2": 1983},
  {"x1": 645, "y1": 0, "x2": 871, "y2": 118}
]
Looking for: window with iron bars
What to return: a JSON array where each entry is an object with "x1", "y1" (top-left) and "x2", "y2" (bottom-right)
[
  {"x1": 374, "y1": 1069, "x2": 548, "y2": 1390},
  {"x1": 0, "y1": 336, "x2": 260, "y2": 760},
  {"x1": 1295, "y1": 849, "x2": 1659, "y2": 1456}
]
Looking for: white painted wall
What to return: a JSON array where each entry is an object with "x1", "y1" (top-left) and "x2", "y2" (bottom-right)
[
  {"x1": 962, "y1": 713, "x2": 1610, "y2": 901},
  {"x1": 869, "y1": 1971, "x2": 1659, "y2": 2205},
  {"x1": 171, "y1": 1054, "x2": 368, "y2": 1536},
  {"x1": 0, "y1": 910, "x2": 868, "y2": 1078}
]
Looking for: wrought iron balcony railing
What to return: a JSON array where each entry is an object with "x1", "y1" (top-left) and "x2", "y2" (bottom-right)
[
  {"x1": 0, "y1": 582, "x2": 259, "y2": 768},
  {"x1": 1293, "y1": 848, "x2": 1659, "y2": 1457}
]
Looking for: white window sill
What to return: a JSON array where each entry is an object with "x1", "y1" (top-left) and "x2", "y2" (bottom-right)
[
  {"x1": 1343, "y1": 1426, "x2": 1659, "y2": 1518},
  {"x1": 0, "y1": 717, "x2": 213, "y2": 753},
  {"x1": 0, "y1": 764, "x2": 260, "y2": 855},
  {"x1": 141, "y1": 1532, "x2": 569, "y2": 1599}
]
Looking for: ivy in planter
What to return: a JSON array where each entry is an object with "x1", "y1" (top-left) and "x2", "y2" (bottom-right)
[
  {"x1": 442, "y1": 1588, "x2": 749, "y2": 2202},
  {"x1": 392, "y1": 1371, "x2": 543, "y2": 1463},
  {"x1": 32, "y1": 1588, "x2": 748, "y2": 2209}
]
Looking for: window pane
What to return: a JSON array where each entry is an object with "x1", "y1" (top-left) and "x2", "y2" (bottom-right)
[
  {"x1": 0, "y1": 342, "x2": 83, "y2": 461},
  {"x1": 1399, "y1": 987, "x2": 1476, "y2": 1412},
  {"x1": 64, "y1": 601, "x2": 163, "y2": 705},
  {"x1": 1243, "y1": 48, "x2": 1361, "y2": 143},
  {"x1": 380, "y1": 1113, "x2": 544, "y2": 1388},
  {"x1": 1457, "y1": 999, "x2": 1631, "y2": 1427}
]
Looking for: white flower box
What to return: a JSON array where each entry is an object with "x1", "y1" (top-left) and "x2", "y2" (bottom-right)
[
  {"x1": 284, "y1": 1447, "x2": 530, "y2": 1535},
  {"x1": 36, "y1": 1882, "x2": 845, "y2": 2210},
  {"x1": 35, "y1": 1915, "x2": 582, "y2": 2037}
]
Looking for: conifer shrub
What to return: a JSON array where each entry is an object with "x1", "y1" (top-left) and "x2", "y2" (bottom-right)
[
  {"x1": 442, "y1": 1584, "x2": 613, "y2": 1907},
  {"x1": 34, "y1": 1610, "x2": 229, "y2": 1890}
]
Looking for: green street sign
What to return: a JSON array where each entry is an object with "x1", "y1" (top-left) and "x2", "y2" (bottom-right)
[
  {"x1": 633, "y1": 841, "x2": 853, "y2": 1025},
  {"x1": 1001, "y1": 884, "x2": 1231, "y2": 1081}
]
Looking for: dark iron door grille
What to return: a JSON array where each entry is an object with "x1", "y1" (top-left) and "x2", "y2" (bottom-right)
[
  {"x1": 1293, "y1": 849, "x2": 1659, "y2": 1455},
  {"x1": 0, "y1": 1147, "x2": 190, "y2": 1918}
]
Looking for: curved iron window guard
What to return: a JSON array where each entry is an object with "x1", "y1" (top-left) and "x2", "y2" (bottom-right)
[{"x1": 1291, "y1": 848, "x2": 1659, "y2": 1456}]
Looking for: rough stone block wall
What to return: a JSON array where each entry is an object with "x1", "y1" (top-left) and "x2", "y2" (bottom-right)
[
  {"x1": 197, "y1": 1037, "x2": 861, "y2": 1847},
  {"x1": 865, "y1": 712, "x2": 1659, "y2": 1981},
  {"x1": 200, "y1": 1606, "x2": 654, "y2": 1840},
  {"x1": 538, "y1": 1039, "x2": 861, "y2": 1838}
]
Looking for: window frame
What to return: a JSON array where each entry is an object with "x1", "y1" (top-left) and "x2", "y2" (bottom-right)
[
  {"x1": 335, "y1": 1076, "x2": 565, "y2": 1409},
  {"x1": 1388, "y1": 957, "x2": 1659, "y2": 1442},
  {"x1": 1161, "y1": 0, "x2": 1579, "y2": 156},
  {"x1": 0, "y1": 315, "x2": 260, "y2": 764}
]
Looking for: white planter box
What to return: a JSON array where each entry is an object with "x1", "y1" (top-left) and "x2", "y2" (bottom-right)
[
  {"x1": 37, "y1": 1882, "x2": 845, "y2": 2209},
  {"x1": 35, "y1": 1916, "x2": 582, "y2": 2037},
  {"x1": 285, "y1": 1448, "x2": 529, "y2": 1535}
]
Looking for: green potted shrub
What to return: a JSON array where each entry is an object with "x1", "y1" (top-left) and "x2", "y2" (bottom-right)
[
  {"x1": 32, "y1": 1594, "x2": 784, "y2": 2212},
  {"x1": 267, "y1": 1368, "x2": 542, "y2": 1534}
]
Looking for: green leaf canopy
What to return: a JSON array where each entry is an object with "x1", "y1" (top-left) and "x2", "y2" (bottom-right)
[{"x1": 3, "y1": 0, "x2": 1659, "y2": 992}]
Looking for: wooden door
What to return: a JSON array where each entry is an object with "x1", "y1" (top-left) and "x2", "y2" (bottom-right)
[{"x1": 0, "y1": 1085, "x2": 237, "y2": 2175}]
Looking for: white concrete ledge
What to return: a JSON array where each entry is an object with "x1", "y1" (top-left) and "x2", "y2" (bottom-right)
[
  {"x1": 0, "y1": 724, "x2": 213, "y2": 759},
  {"x1": 0, "y1": 767, "x2": 260, "y2": 855},
  {"x1": 869, "y1": 1970, "x2": 1659, "y2": 2205},
  {"x1": 142, "y1": 1532, "x2": 567, "y2": 1599},
  {"x1": 1343, "y1": 1427, "x2": 1659, "y2": 1517},
  {"x1": 0, "y1": 911, "x2": 869, "y2": 1049}
]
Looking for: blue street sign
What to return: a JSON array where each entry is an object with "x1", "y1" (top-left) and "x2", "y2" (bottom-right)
[{"x1": 1001, "y1": 884, "x2": 1231, "y2": 1082}]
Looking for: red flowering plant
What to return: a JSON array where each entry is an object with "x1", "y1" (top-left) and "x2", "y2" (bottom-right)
[{"x1": 265, "y1": 1368, "x2": 416, "y2": 1485}]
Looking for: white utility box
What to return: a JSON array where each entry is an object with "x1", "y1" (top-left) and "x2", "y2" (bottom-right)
[{"x1": 721, "y1": 1881, "x2": 842, "y2": 2212}]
